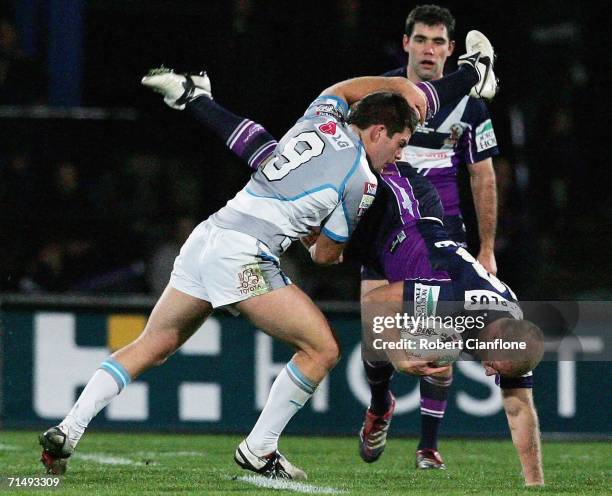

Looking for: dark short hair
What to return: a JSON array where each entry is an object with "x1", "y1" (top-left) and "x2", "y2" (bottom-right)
[
  {"x1": 347, "y1": 91, "x2": 419, "y2": 137},
  {"x1": 405, "y1": 4, "x2": 455, "y2": 40}
]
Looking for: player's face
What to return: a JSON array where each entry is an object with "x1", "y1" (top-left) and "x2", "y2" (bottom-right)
[
  {"x1": 403, "y1": 23, "x2": 454, "y2": 82},
  {"x1": 367, "y1": 127, "x2": 411, "y2": 171}
]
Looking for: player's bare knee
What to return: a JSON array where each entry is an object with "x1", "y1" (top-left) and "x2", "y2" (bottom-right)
[
  {"x1": 312, "y1": 339, "x2": 341, "y2": 371},
  {"x1": 138, "y1": 328, "x2": 182, "y2": 365}
]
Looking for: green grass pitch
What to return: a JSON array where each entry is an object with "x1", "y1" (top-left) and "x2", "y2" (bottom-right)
[{"x1": 0, "y1": 431, "x2": 609, "y2": 495}]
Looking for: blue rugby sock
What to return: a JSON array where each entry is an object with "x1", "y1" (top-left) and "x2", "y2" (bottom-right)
[{"x1": 417, "y1": 66, "x2": 479, "y2": 118}]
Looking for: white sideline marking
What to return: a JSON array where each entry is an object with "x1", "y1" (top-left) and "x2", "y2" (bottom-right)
[
  {"x1": 0, "y1": 443, "x2": 20, "y2": 451},
  {"x1": 78, "y1": 453, "x2": 148, "y2": 466},
  {"x1": 235, "y1": 475, "x2": 346, "y2": 494},
  {"x1": 136, "y1": 450, "x2": 202, "y2": 457}
]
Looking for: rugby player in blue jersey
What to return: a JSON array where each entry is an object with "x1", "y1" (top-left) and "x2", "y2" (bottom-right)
[{"x1": 39, "y1": 57, "x2": 495, "y2": 479}]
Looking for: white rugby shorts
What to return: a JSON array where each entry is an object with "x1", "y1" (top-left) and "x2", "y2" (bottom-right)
[{"x1": 170, "y1": 220, "x2": 291, "y2": 308}]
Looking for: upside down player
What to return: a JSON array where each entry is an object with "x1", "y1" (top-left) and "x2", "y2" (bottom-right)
[
  {"x1": 352, "y1": 204, "x2": 545, "y2": 486},
  {"x1": 137, "y1": 30, "x2": 547, "y2": 485}
]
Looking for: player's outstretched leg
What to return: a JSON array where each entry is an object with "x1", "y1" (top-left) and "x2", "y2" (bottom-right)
[
  {"x1": 141, "y1": 66, "x2": 212, "y2": 109},
  {"x1": 457, "y1": 30, "x2": 498, "y2": 99},
  {"x1": 142, "y1": 68, "x2": 278, "y2": 172},
  {"x1": 417, "y1": 30, "x2": 497, "y2": 119},
  {"x1": 358, "y1": 361, "x2": 396, "y2": 463},
  {"x1": 39, "y1": 287, "x2": 213, "y2": 474},
  {"x1": 232, "y1": 285, "x2": 341, "y2": 480},
  {"x1": 415, "y1": 372, "x2": 452, "y2": 470}
]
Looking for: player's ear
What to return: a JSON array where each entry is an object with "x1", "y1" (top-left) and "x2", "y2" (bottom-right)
[
  {"x1": 447, "y1": 39, "x2": 455, "y2": 56},
  {"x1": 369, "y1": 125, "x2": 385, "y2": 143},
  {"x1": 402, "y1": 34, "x2": 410, "y2": 53}
]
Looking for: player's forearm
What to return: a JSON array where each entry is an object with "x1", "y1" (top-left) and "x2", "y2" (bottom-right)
[
  {"x1": 309, "y1": 234, "x2": 345, "y2": 265},
  {"x1": 323, "y1": 76, "x2": 403, "y2": 103},
  {"x1": 502, "y1": 389, "x2": 544, "y2": 486},
  {"x1": 470, "y1": 162, "x2": 497, "y2": 252},
  {"x1": 323, "y1": 77, "x2": 426, "y2": 122}
]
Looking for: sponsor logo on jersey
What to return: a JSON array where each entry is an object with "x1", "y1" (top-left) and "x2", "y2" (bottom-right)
[
  {"x1": 414, "y1": 283, "x2": 440, "y2": 319},
  {"x1": 475, "y1": 119, "x2": 497, "y2": 152},
  {"x1": 237, "y1": 263, "x2": 270, "y2": 296},
  {"x1": 364, "y1": 182, "x2": 377, "y2": 195},
  {"x1": 403, "y1": 147, "x2": 454, "y2": 169},
  {"x1": 389, "y1": 230, "x2": 406, "y2": 253},
  {"x1": 357, "y1": 182, "x2": 377, "y2": 219},
  {"x1": 245, "y1": 123, "x2": 264, "y2": 140},
  {"x1": 319, "y1": 121, "x2": 337, "y2": 135},
  {"x1": 414, "y1": 123, "x2": 434, "y2": 134},
  {"x1": 464, "y1": 289, "x2": 523, "y2": 319},
  {"x1": 318, "y1": 120, "x2": 354, "y2": 151},
  {"x1": 313, "y1": 103, "x2": 343, "y2": 121},
  {"x1": 443, "y1": 122, "x2": 468, "y2": 148}
]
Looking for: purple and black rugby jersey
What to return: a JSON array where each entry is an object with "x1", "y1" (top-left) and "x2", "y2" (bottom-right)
[
  {"x1": 347, "y1": 163, "x2": 447, "y2": 282},
  {"x1": 383, "y1": 67, "x2": 499, "y2": 216}
]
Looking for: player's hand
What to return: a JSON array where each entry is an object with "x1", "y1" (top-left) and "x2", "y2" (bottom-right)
[
  {"x1": 477, "y1": 250, "x2": 497, "y2": 275},
  {"x1": 398, "y1": 80, "x2": 428, "y2": 124},
  {"x1": 394, "y1": 360, "x2": 451, "y2": 376}
]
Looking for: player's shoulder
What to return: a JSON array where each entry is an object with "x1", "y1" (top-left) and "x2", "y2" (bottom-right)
[
  {"x1": 464, "y1": 95, "x2": 493, "y2": 119},
  {"x1": 379, "y1": 66, "x2": 406, "y2": 78},
  {"x1": 303, "y1": 95, "x2": 349, "y2": 123}
]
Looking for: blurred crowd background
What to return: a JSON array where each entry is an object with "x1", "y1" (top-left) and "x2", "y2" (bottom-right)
[{"x1": 0, "y1": 0, "x2": 609, "y2": 300}]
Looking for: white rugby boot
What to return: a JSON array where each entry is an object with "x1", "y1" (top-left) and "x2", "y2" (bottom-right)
[
  {"x1": 141, "y1": 66, "x2": 212, "y2": 110},
  {"x1": 234, "y1": 439, "x2": 307, "y2": 480},
  {"x1": 457, "y1": 30, "x2": 498, "y2": 99}
]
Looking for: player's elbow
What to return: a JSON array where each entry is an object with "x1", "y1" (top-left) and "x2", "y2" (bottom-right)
[
  {"x1": 310, "y1": 244, "x2": 343, "y2": 265},
  {"x1": 312, "y1": 251, "x2": 341, "y2": 265}
]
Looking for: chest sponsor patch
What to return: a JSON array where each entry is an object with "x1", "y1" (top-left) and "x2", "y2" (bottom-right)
[
  {"x1": 318, "y1": 121, "x2": 354, "y2": 151},
  {"x1": 475, "y1": 119, "x2": 497, "y2": 152},
  {"x1": 313, "y1": 103, "x2": 343, "y2": 121},
  {"x1": 443, "y1": 122, "x2": 469, "y2": 148}
]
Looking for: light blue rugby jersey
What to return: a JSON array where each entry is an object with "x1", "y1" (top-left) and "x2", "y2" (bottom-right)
[{"x1": 210, "y1": 95, "x2": 378, "y2": 256}]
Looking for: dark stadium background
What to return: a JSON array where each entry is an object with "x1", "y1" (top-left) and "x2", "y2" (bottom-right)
[{"x1": 0, "y1": 0, "x2": 609, "y2": 300}]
